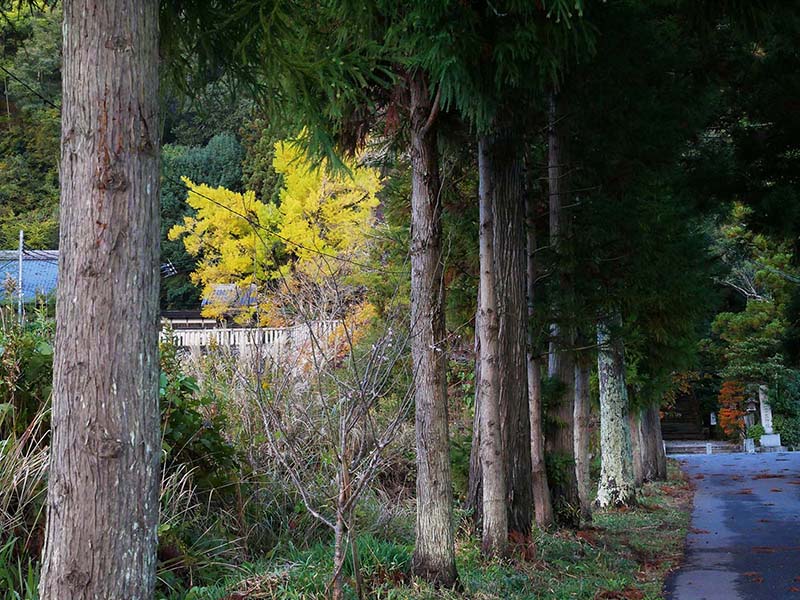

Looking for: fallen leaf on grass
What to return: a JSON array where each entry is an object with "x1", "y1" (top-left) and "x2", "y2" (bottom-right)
[
  {"x1": 576, "y1": 530, "x2": 598, "y2": 546},
  {"x1": 509, "y1": 530, "x2": 537, "y2": 562},
  {"x1": 595, "y1": 588, "x2": 645, "y2": 599},
  {"x1": 369, "y1": 566, "x2": 409, "y2": 587},
  {"x1": 634, "y1": 561, "x2": 662, "y2": 582}
]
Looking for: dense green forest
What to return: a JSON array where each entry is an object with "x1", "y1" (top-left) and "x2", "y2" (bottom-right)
[{"x1": 1, "y1": 1, "x2": 799, "y2": 599}]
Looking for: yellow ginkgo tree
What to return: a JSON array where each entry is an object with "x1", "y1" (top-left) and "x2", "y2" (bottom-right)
[
  {"x1": 169, "y1": 141, "x2": 382, "y2": 321},
  {"x1": 168, "y1": 178, "x2": 281, "y2": 319},
  {"x1": 273, "y1": 140, "x2": 381, "y2": 278}
]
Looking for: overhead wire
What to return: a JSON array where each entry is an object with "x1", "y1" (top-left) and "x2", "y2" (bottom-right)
[{"x1": 0, "y1": 64, "x2": 60, "y2": 110}]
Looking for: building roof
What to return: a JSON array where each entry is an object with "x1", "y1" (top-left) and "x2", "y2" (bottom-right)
[
  {"x1": 0, "y1": 250, "x2": 58, "y2": 303},
  {"x1": 201, "y1": 283, "x2": 259, "y2": 308}
]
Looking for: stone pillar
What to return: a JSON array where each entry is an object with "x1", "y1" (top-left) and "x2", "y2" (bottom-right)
[
  {"x1": 758, "y1": 385, "x2": 783, "y2": 449},
  {"x1": 758, "y1": 385, "x2": 774, "y2": 434}
]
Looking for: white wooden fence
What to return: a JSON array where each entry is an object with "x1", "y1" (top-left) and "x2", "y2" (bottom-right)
[{"x1": 161, "y1": 321, "x2": 340, "y2": 353}]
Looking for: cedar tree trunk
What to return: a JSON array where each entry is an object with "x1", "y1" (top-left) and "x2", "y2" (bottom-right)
[
  {"x1": 408, "y1": 71, "x2": 458, "y2": 587},
  {"x1": 467, "y1": 305, "x2": 483, "y2": 525},
  {"x1": 546, "y1": 91, "x2": 580, "y2": 527},
  {"x1": 477, "y1": 134, "x2": 508, "y2": 556},
  {"x1": 39, "y1": 1, "x2": 162, "y2": 599},
  {"x1": 595, "y1": 318, "x2": 636, "y2": 508},
  {"x1": 526, "y1": 187, "x2": 553, "y2": 529},
  {"x1": 629, "y1": 408, "x2": 644, "y2": 488},
  {"x1": 491, "y1": 130, "x2": 533, "y2": 536},
  {"x1": 574, "y1": 351, "x2": 592, "y2": 522},
  {"x1": 640, "y1": 404, "x2": 667, "y2": 482}
]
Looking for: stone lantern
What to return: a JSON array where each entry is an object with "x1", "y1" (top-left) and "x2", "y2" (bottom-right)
[{"x1": 744, "y1": 397, "x2": 758, "y2": 429}]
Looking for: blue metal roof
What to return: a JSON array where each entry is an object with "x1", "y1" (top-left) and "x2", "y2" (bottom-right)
[
  {"x1": 201, "y1": 283, "x2": 258, "y2": 308},
  {"x1": 0, "y1": 251, "x2": 58, "y2": 303}
]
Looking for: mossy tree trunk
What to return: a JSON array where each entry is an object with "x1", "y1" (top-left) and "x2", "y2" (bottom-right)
[{"x1": 596, "y1": 317, "x2": 636, "y2": 508}]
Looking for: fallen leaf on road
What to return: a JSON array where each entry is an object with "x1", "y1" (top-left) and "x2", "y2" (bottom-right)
[{"x1": 744, "y1": 572, "x2": 764, "y2": 583}]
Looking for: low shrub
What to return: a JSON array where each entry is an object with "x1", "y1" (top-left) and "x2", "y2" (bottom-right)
[
  {"x1": 774, "y1": 415, "x2": 800, "y2": 448},
  {"x1": 747, "y1": 423, "x2": 765, "y2": 443}
]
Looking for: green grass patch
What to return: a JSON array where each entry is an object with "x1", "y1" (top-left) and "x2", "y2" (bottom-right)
[{"x1": 198, "y1": 461, "x2": 692, "y2": 600}]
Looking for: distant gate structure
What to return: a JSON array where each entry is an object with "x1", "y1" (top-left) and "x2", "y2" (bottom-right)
[{"x1": 161, "y1": 320, "x2": 341, "y2": 355}]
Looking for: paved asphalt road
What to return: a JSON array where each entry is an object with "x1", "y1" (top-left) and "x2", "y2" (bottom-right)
[{"x1": 665, "y1": 452, "x2": 800, "y2": 599}]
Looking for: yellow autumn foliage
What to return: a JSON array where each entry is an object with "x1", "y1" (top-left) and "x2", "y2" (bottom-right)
[
  {"x1": 169, "y1": 142, "x2": 382, "y2": 321},
  {"x1": 168, "y1": 178, "x2": 281, "y2": 319},
  {"x1": 273, "y1": 140, "x2": 381, "y2": 278}
]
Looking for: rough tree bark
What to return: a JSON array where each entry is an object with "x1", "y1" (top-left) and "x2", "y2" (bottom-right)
[
  {"x1": 408, "y1": 71, "x2": 458, "y2": 587},
  {"x1": 652, "y1": 405, "x2": 667, "y2": 481},
  {"x1": 491, "y1": 129, "x2": 533, "y2": 537},
  {"x1": 466, "y1": 305, "x2": 483, "y2": 525},
  {"x1": 640, "y1": 404, "x2": 667, "y2": 482},
  {"x1": 595, "y1": 318, "x2": 636, "y2": 508},
  {"x1": 477, "y1": 134, "x2": 508, "y2": 557},
  {"x1": 546, "y1": 91, "x2": 580, "y2": 527},
  {"x1": 468, "y1": 130, "x2": 534, "y2": 536},
  {"x1": 574, "y1": 351, "x2": 593, "y2": 522},
  {"x1": 39, "y1": 1, "x2": 162, "y2": 598},
  {"x1": 526, "y1": 184, "x2": 553, "y2": 529},
  {"x1": 629, "y1": 408, "x2": 644, "y2": 488}
]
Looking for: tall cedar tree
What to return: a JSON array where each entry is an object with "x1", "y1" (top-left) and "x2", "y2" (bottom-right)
[
  {"x1": 39, "y1": 1, "x2": 162, "y2": 597},
  {"x1": 564, "y1": 0, "x2": 722, "y2": 488},
  {"x1": 458, "y1": 1, "x2": 593, "y2": 535}
]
